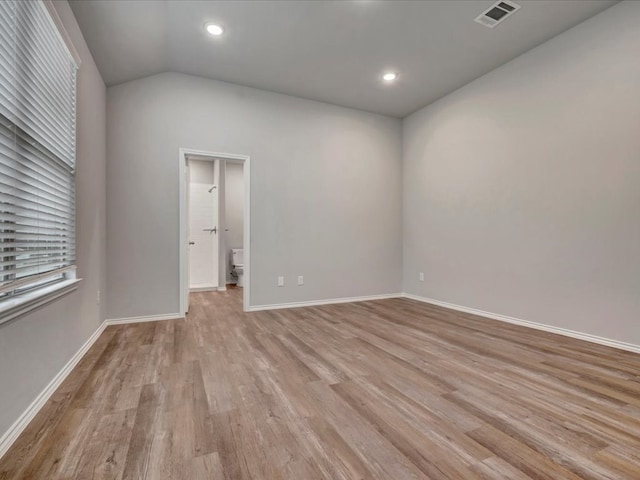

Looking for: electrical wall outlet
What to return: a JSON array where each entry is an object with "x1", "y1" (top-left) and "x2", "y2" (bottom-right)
[
  {"x1": 96, "y1": 290, "x2": 101, "y2": 304},
  {"x1": 419, "y1": 272, "x2": 424, "y2": 282},
  {"x1": 297, "y1": 275, "x2": 304, "y2": 286},
  {"x1": 277, "y1": 276, "x2": 285, "y2": 287}
]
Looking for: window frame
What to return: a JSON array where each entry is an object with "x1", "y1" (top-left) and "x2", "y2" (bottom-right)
[{"x1": 0, "y1": 0, "x2": 80, "y2": 325}]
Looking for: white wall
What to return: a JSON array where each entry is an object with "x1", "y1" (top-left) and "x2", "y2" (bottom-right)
[
  {"x1": 0, "y1": 1, "x2": 106, "y2": 439},
  {"x1": 188, "y1": 159, "x2": 218, "y2": 289},
  {"x1": 107, "y1": 72, "x2": 402, "y2": 315},
  {"x1": 225, "y1": 162, "x2": 244, "y2": 284},
  {"x1": 403, "y1": 1, "x2": 640, "y2": 346}
]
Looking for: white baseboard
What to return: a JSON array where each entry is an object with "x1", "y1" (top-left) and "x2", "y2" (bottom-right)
[
  {"x1": 0, "y1": 310, "x2": 185, "y2": 460},
  {"x1": 217, "y1": 287, "x2": 227, "y2": 292},
  {"x1": 0, "y1": 319, "x2": 108, "y2": 460},
  {"x1": 105, "y1": 313, "x2": 183, "y2": 325},
  {"x1": 248, "y1": 293, "x2": 402, "y2": 312},
  {"x1": 189, "y1": 286, "x2": 218, "y2": 293},
  {"x1": 402, "y1": 293, "x2": 640, "y2": 354}
]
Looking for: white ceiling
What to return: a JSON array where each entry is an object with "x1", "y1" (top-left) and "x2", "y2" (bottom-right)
[{"x1": 69, "y1": 0, "x2": 618, "y2": 117}]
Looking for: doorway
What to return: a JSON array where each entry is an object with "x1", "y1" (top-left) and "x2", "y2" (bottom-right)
[
  {"x1": 179, "y1": 149, "x2": 250, "y2": 313},
  {"x1": 188, "y1": 158, "x2": 220, "y2": 292}
]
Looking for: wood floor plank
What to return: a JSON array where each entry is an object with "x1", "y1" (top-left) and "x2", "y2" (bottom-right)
[
  {"x1": 121, "y1": 382, "x2": 165, "y2": 480},
  {"x1": 1, "y1": 288, "x2": 639, "y2": 479},
  {"x1": 331, "y1": 380, "x2": 484, "y2": 479}
]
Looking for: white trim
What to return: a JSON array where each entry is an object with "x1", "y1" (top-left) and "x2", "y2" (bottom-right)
[
  {"x1": 0, "y1": 266, "x2": 77, "y2": 296},
  {"x1": 0, "y1": 319, "x2": 107, "y2": 460},
  {"x1": 105, "y1": 313, "x2": 183, "y2": 326},
  {"x1": 248, "y1": 293, "x2": 402, "y2": 312},
  {"x1": 189, "y1": 285, "x2": 218, "y2": 293},
  {"x1": 179, "y1": 149, "x2": 251, "y2": 313},
  {"x1": 402, "y1": 293, "x2": 640, "y2": 354},
  {"x1": 0, "y1": 278, "x2": 81, "y2": 326},
  {"x1": 217, "y1": 286, "x2": 227, "y2": 292}
]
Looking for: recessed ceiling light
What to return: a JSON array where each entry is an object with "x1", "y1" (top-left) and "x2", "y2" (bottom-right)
[
  {"x1": 205, "y1": 23, "x2": 224, "y2": 36},
  {"x1": 382, "y1": 72, "x2": 397, "y2": 82}
]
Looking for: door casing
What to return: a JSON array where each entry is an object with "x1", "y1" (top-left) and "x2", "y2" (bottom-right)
[{"x1": 179, "y1": 148, "x2": 251, "y2": 313}]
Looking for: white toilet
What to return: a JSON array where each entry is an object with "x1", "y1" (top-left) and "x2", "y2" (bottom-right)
[{"x1": 231, "y1": 248, "x2": 244, "y2": 287}]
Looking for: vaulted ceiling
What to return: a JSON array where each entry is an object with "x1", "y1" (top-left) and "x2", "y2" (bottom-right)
[{"x1": 69, "y1": 0, "x2": 617, "y2": 117}]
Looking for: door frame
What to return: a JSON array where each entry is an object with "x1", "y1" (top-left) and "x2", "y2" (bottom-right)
[{"x1": 179, "y1": 148, "x2": 251, "y2": 313}]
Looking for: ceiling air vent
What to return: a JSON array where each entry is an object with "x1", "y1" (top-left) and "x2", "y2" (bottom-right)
[{"x1": 474, "y1": 1, "x2": 521, "y2": 28}]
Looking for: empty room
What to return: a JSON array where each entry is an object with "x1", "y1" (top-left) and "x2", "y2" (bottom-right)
[{"x1": 0, "y1": 0, "x2": 639, "y2": 478}]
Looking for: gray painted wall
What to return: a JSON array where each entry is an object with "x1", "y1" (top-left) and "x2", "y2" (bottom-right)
[
  {"x1": 106, "y1": 72, "x2": 402, "y2": 316},
  {"x1": 0, "y1": 1, "x2": 107, "y2": 438},
  {"x1": 403, "y1": 1, "x2": 640, "y2": 346},
  {"x1": 225, "y1": 162, "x2": 244, "y2": 284}
]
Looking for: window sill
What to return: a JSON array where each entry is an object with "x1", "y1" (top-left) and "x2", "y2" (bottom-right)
[{"x1": 0, "y1": 279, "x2": 82, "y2": 326}]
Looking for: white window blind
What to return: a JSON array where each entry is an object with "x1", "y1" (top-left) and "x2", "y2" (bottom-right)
[{"x1": 0, "y1": 0, "x2": 77, "y2": 300}]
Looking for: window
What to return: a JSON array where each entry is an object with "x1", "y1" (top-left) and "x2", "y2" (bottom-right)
[{"x1": 0, "y1": 0, "x2": 78, "y2": 320}]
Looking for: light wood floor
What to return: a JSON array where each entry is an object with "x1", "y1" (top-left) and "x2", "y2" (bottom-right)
[{"x1": 1, "y1": 289, "x2": 640, "y2": 479}]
